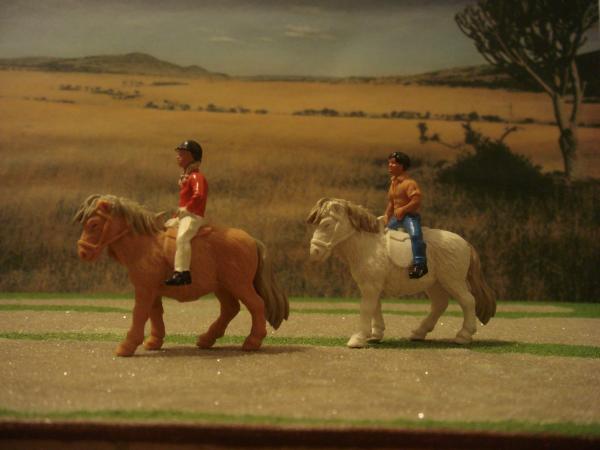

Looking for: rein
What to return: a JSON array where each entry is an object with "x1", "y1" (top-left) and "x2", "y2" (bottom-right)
[{"x1": 77, "y1": 208, "x2": 130, "y2": 255}]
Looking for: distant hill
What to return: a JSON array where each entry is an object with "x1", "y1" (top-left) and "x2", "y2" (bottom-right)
[
  {"x1": 241, "y1": 67, "x2": 513, "y2": 87},
  {"x1": 0, "y1": 52, "x2": 228, "y2": 79},
  {"x1": 0, "y1": 50, "x2": 596, "y2": 96},
  {"x1": 241, "y1": 50, "x2": 598, "y2": 97},
  {"x1": 365, "y1": 64, "x2": 515, "y2": 89},
  {"x1": 362, "y1": 50, "x2": 599, "y2": 97}
]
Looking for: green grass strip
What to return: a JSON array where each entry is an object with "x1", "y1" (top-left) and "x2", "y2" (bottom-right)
[
  {"x1": 0, "y1": 303, "x2": 596, "y2": 319},
  {"x1": 0, "y1": 407, "x2": 598, "y2": 437},
  {"x1": 1, "y1": 332, "x2": 598, "y2": 359},
  {"x1": 291, "y1": 298, "x2": 600, "y2": 319},
  {"x1": 292, "y1": 297, "x2": 600, "y2": 307},
  {"x1": 0, "y1": 331, "x2": 123, "y2": 342},
  {"x1": 0, "y1": 304, "x2": 130, "y2": 313},
  {"x1": 373, "y1": 339, "x2": 600, "y2": 358},
  {"x1": 290, "y1": 307, "x2": 600, "y2": 319},
  {"x1": 2, "y1": 294, "x2": 599, "y2": 317},
  {"x1": 0, "y1": 292, "x2": 133, "y2": 300}
]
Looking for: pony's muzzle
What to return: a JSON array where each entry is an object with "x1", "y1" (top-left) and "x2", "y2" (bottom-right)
[
  {"x1": 77, "y1": 240, "x2": 100, "y2": 262},
  {"x1": 77, "y1": 247, "x2": 95, "y2": 261},
  {"x1": 309, "y1": 242, "x2": 330, "y2": 262}
]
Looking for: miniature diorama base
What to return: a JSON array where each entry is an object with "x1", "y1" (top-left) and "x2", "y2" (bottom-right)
[{"x1": 1, "y1": 295, "x2": 599, "y2": 448}]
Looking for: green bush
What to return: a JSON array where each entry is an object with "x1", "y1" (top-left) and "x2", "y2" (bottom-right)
[{"x1": 438, "y1": 123, "x2": 554, "y2": 197}]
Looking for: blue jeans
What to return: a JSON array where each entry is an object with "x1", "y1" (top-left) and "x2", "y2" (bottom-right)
[{"x1": 387, "y1": 214, "x2": 427, "y2": 266}]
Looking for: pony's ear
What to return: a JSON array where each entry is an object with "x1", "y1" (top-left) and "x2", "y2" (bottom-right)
[
  {"x1": 307, "y1": 198, "x2": 327, "y2": 224},
  {"x1": 96, "y1": 200, "x2": 112, "y2": 214}
]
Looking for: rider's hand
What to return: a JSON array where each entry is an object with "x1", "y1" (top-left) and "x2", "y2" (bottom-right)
[{"x1": 164, "y1": 218, "x2": 178, "y2": 228}]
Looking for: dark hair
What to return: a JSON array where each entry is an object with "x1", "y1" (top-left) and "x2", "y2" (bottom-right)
[
  {"x1": 176, "y1": 140, "x2": 203, "y2": 162},
  {"x1": 388, "y1": 151, "x2": 411, "y2": 169}
]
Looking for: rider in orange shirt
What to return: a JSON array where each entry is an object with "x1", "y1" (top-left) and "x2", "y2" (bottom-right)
[{"x1": 384, "y1": 151, "x2": 428, "y2": 279}]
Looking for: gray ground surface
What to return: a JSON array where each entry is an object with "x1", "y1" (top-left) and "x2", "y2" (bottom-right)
[{"x1": 1, "y1": 297, "x2": 600, "y2": 429}]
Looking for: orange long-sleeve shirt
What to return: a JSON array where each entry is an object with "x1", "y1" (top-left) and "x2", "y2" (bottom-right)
[{"x1": 385, "y1": 174, "x2": 421, "y2": 221}]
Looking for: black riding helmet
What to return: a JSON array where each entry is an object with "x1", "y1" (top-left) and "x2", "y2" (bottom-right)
[
  {"x1": 176, "y1": 140, "x2": 203, "y2": 162},
  {"x1": 388, "y1": 151, "x2": 410, "y2": 170}
]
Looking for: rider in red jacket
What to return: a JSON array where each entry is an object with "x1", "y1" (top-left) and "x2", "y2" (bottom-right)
[
  {"x1": 165, "y1": 140, "x2": 208, "y2": 286},
  {"x1": 178, "y1": 161, "x2": 208, "y2": 217}
]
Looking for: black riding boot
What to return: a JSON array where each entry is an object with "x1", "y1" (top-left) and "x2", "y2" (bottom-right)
[
  {"x1": 409, "y1": 263, "x2": 428, "y2": 279},
  {"x1": 165, "y1": 271, "x2": 192, "y2": 286}
]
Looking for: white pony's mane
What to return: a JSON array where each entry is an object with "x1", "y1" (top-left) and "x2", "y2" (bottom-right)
[
  {"x1": 306, "y1": 197, "x2": 380, "y2": 233},
  {"x1": 73, "y1": 194, "x2": 163, "y2": 235}
]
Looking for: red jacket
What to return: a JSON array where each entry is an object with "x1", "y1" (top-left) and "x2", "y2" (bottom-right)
[{"x1": 179, "y1": 170, "x2": 208, "y2": 217}]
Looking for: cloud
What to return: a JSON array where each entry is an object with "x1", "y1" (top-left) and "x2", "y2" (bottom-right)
[
  {"x1": 288, "y1": 5, "x2": 323, "y2": 16},
  {"x1": 208, "y1": 35, "x2": 238, "y2": 43},
  {"x1": 284, "y1": 25, "x2": 334, "y2": 40}
]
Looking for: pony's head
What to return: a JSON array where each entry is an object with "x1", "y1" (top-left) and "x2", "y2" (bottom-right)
[
  {"x1": 306, "y1": 197, "x2": 380, "y2": 262},
  {"x1": 73, "y1": 194, "x2": 162, "y2": 261}
]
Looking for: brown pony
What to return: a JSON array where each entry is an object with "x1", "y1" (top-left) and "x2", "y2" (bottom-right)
[{"x1": 74, "y1": 194, "x2": 288, "y2": 357}]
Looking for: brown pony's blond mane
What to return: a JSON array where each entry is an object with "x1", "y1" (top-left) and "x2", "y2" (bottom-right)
[
  {"x1": 306, "y1": 197, "x2": 380, "y2": 233},
  {"x1": 73, "y1": 194, "x2": 163, "y2": 235}
]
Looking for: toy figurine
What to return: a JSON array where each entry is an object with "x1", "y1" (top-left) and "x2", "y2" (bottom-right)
[
  {"x1": 74, "y1": 194, "x2": 288, "y2": 356},
  {"x1": 165, "y1": 140, "x2": 208, "y2": 286},
  {"x1": 307, "y1": 198, "x2": 495, "y2": 348},
  {"x1": 384, "y1": 151, "x2": 428, "y2": 279}
]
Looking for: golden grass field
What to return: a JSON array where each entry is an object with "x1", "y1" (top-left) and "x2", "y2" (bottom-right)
[
  {"x1": 0, "y1": 69, "x2": 598, "y2": 297},
  {"x1": 1, "y1": 70, "x2": 599, "y2": 180}
]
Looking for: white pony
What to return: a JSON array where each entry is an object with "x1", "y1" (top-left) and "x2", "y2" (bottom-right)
[{"x1": 307, "y1": 197, "x2": 496, "y2": 348}]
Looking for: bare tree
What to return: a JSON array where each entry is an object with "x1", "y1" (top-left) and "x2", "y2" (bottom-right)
[{"x1": 456, "y1": 0, "x2": 598, "y2": 180}]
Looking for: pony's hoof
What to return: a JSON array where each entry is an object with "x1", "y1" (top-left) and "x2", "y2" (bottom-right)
[
  {"x1": 410, "y1": 329, "x2": 427, "y2": 341},
  {"x1": 196, "y1": 333, "x2": 217, "y2": 349},
  {"x1": 347, "y1": 334, "x2": 367, "y2": 348},
  {"x1": 143, "y1": 336, "x2": 164, "y2": 350},
  {"x1": 454, "y1": 329, "x2": 473, "y2": 345},
  {"x1": 115, "y1": 342, "x2": 137, "y2": 357},
  {"x1": 242, "y1": 335, "x2": 263, "y2": 351},
  {"x1": 367, "y1": 329, "x2": 384, "y2": 342}
]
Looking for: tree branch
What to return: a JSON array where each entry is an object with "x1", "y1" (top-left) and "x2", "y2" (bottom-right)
[
  {"x1": 569, "y1": 59, "x2": 583, "y2": 127},
  {"x1": 499, "y1": 126, "x2": 521, "y2": 142}
]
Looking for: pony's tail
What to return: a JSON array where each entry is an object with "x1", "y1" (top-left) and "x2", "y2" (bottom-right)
[
  {"x1": 468, "y1": 245, "x2": 496, "y2": 325},
  {"x1": 254, "y1": 240, "x2": 289, "y2": 329}
]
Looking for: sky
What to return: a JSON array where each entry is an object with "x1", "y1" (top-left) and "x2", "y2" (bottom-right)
[{"x1": 0, "y1": 0, "x2": 598, "y2": 77}]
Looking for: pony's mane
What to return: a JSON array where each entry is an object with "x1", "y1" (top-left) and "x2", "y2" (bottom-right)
[
  {"x1": 73, "y1": 194, "x2": 163, "y2": 235},
  {"x1": 306, "y1": 197, "x2": 380, "y2": 233}
]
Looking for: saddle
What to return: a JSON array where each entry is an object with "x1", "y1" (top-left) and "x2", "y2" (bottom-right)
[{"x1": 384, "y1": 228, "x2": 428, "y2": 268}]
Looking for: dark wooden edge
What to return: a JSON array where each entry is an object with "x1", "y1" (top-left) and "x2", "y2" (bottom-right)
[{"x1": 1, "y1": 420, "x2": 599, "y2": 449}]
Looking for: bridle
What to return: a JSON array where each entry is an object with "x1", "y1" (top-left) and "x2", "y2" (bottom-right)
[
  {"x1": 77, "y1": 206, "x2": 130, "y2": 257},
  {"x1": 309, "y1": 215, "x2": 356, "y2": 252}
]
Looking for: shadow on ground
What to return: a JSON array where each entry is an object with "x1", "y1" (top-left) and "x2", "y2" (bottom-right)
[
  {"x1": 370, "y1": 338, "x2": 600, "y2": 358},
  {"x1": 372, "y1": 338, "x2": 509, "y2": 350},
  {"x1": 136, "y1": 345, "x2": 309, "y2": 359}
]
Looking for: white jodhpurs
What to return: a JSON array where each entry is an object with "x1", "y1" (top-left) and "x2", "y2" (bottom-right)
[{"x1": 174, "y1": 212, "x2": 206, "y2": 272}]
